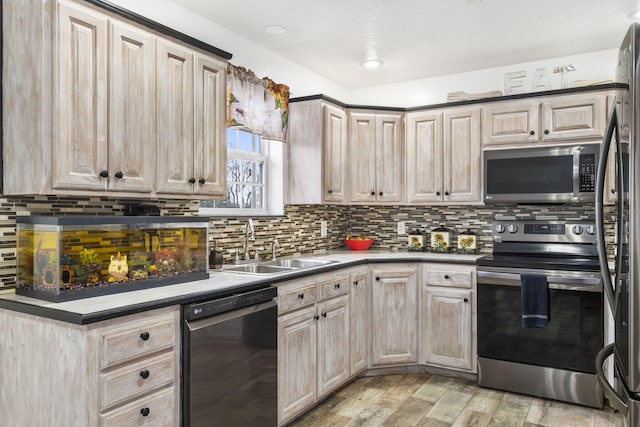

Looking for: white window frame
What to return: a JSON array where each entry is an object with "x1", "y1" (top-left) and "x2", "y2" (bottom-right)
[{"x1": 199, "y1": 131, "x2": 284, "y2": 217}]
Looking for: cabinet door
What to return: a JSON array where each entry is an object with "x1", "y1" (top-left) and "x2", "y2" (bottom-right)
[
  {"x1": 278, "y1": 305, "x2": 317, "y2": 424},
  {"x1": 423, "y1": 287, "x2": 473, "y2": 371},
  {"x1": 370, "y1": 265, "x2": 418, "y2": 366},
  {"x1": 604, "y1": 91, "x2": 630, "y2": 206},
  {"x1": 323, "y1": 104, "x2": 347, "y2": 203},
  {"x1": 406, "y1": 111, "x2": 443, "y2": 203},
  {"x1": 155, "y1": 39, "x2": 194, "y2": 194},
  {"x1": 482, "y1": 101, "x2": 538, "y2": 145},
  {"x1": 443, "y1": 107, "x2": 481, "y2": 203},
  {"x1": 317, "y1": 295, "x2": 350, "y2": 397},
  {"x1": 193, "y1": 54, "x2": 227, "y2": 197},
  {"x1": 349, "y1": 268, "x2": 368, "y2": 376},
  {"x1": 540, "y1": 93, "x2": 606, "y2": 142},
  {"x1": 109, "y1": 21, "x2": 155, "y2": 193},
  {"x1": 349, "y1": 113, "x2": 377, "y2": 203},
  {"x1": 375, "y1": 114, "x2": 405, "y2": 203},
  {"x1": 53, "y1": 1, "x2": 108, "y2": 191}
]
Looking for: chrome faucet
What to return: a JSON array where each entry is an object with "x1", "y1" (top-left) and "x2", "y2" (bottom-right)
[
  {"x1": 244, "y1": 219, "x2": 255, "y2": 260},
  {"x1": 272, "y1": 238, "x2": 279, "y2": 261}
]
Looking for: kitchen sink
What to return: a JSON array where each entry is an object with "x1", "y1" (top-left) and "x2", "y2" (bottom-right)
[
  {"x1": 221, "y1": 258, "x2": 337, "y2": 275},
  {"x1": 222, "y1": 264, "x2": 295, "y2": 275},
  {"x1": 263, "y1": 258, "x2": 337, "y2": 269}
]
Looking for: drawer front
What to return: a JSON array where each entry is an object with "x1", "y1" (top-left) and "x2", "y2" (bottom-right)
[
  {"x1": 278, "y1": 283, "x2": 318, "y2": 314},
  {"x1": 100, "y1": 385, "x2": 176, "y2": 427},
  {"x1": 100, "y1": 314, "x2": 176, "y2": 369},
  {"x1": 318, "y1": 275, "x2": 349, "y2": 301},
  {"x1": 100, "y1": 352, "x2": 176, "y2": 411},
  {"x1": 425, "y1": 265, "x2": 475, "y2": 289}
]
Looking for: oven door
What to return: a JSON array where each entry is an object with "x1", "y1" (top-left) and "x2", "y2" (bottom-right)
[{"x1": 477, "y1": 268, "x2": 603, "y2": 373}]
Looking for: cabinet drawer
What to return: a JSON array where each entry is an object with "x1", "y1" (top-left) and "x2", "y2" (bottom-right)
[
  {"x1": 100, "y1": 352, "x2": 175, "y2": 411},
  {"x1": 278, "y1": 282, "x2": 318, "y2": 313},
  {"x1": 100, "y1": 313, "x2": 176, "y2": 369},
  {"x1": 424, "y1": 265, "x2": 475, "y2": 288},
  {"x1": 318, "y1": 275, "x2": 349, "y2": 301},
  {"x1": 100, "y1": 385, "x2": 176, "y2": 427}
]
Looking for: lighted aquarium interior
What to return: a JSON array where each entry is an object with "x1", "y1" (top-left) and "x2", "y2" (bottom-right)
[{"x1": 15, "y1": 216, "x2": 209, "y2": 302}]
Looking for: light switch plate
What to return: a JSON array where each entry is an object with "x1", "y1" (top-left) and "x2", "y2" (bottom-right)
[
  {"x1": 320, "y1": 221, "x2": 327, "y2": 238},
  {"x1": 397, "y1": 221, "x2": 405, "y2": 235}
]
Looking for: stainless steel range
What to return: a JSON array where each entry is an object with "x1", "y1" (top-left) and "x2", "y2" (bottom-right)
[{"x1": 477, "y1": 220, "x2": 604, "y2": 408}]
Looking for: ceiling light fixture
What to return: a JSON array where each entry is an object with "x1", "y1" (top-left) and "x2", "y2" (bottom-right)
[
  {"x1": 361, "y1": 59, "x2": 384, "y2": 69},
  {"x1": 264, "y1": 25, "x2": 286, "y2": 34}
]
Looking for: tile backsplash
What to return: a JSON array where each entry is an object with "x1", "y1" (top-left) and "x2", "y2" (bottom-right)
[{"x1": 0, "y1": 195, "x2": 614, "y2": 287}]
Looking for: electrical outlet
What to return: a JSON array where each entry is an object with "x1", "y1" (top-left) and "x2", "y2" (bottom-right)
[
  {"x1": 397, "y1": 221, "x2": 406, "y2": 235},
  {"x1": 320, "y1": 221, "x2": 327, "y2": 238}
]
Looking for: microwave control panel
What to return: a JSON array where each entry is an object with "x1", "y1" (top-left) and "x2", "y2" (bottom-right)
[{"x1": 579, "y1": 153, "x2": 596, "y2": 192}]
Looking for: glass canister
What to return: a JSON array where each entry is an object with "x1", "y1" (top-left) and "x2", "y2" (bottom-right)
[
  {"x1": 457, "y1": 229, "x2": 477, "y2": 254},
  {"x1": 430, "y1": 226, "x2": 451, "y2": 252},
  {"x1": 407, "y1": 229, "x2": 425, "y2": 252}
]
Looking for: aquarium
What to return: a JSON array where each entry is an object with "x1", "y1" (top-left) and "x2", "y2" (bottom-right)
[{"x1": 15, "y1": 216, "x2": 209, "y2": 302}]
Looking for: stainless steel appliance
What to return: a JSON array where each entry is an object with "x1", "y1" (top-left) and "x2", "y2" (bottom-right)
[
  {"x1": 477, "y1": 220, "x2": 604, "y2": 408},
  {"x1": 483, "y1": 143, "x2": 600, "y2": 203},
  {"x1": 595, "y1": 23, "x2": 639, "y2": 426},
  {"x1": 182, "y1": 286, "x2": 278, "y2": 427}
]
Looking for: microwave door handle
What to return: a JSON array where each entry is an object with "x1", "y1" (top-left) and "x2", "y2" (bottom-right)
[{"x1": 595, "y1": 102, "x2": 618, "y2": 313}]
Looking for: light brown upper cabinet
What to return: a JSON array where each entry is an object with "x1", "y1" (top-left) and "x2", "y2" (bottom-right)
[
  {"x1": 482, "y1": 92, "x2": 607, "y2": 147},
  {"x1": 287, "y1": 100, "x2": 347, "y2": 204},
  {"x1": 406, "y1": 106, "x2": 481, "y2": 204},
  {"x1": 155, "y1": 40, "x2": 227, "y2": 197},
  {"x1": 3, "y1": 0, "x2": 228, "y2": 199},
  {"x1": 348, "y1": 111, "x2": 405, "y2": 204}
]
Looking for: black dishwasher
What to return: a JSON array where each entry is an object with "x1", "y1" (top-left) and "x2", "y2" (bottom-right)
[{"x1": 182, "y1": 286, "x2": 278, "y2": 427}]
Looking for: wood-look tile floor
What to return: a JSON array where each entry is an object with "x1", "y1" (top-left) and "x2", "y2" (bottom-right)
[{"x1": 290, "y1": 373, "x2": 622, "y2": 427}]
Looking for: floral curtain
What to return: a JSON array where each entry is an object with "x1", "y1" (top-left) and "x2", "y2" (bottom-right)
[{"x1": 226, "y1": 64, "x2": 290, "y2": 142}]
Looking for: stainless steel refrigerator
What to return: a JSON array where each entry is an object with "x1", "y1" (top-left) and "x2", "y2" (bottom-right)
[{"x1": 596, "y1": 23, "x2": 639, "y2": 426}]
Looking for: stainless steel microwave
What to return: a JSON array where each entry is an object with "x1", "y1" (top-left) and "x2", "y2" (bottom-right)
[{"x1": 483, "y1": 144, "x2": 600, "y2": 203}]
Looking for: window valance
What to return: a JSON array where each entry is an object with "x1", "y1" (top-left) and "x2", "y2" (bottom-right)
[{"x1": 226, "y1": 64, "x2": 290, "y2": 142}]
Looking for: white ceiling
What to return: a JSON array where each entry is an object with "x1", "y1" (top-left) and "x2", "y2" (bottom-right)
[{"x1": 172, "y1": 0, "x2": 637, "y2": 89}]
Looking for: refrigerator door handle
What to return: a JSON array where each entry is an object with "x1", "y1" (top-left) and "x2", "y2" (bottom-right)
[
  {"x1": 595, "y1": 102, "x2": 620, "y2": 313},
  {"x1": 596, "y1": 344, "x2": 629, "y2": 415}
]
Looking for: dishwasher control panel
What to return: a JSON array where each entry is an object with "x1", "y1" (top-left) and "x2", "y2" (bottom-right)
[{"x1": 185, "y1": 286, "x2": 277, "y2": 321}]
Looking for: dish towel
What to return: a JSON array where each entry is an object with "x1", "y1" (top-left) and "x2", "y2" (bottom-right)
[{"x1": 520, "y1": 273, "x2": 549, "y2": 328}]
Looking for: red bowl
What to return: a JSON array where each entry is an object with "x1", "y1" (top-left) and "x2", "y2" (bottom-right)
[{"x1": 345, "y1": 239, "x2": 373, "y2": 251}]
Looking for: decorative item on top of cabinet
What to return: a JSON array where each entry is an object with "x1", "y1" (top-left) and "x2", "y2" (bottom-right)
[
  {"x1": 3, "y1": 0, "x2": 228, "y2": 199},
  {"x1": 422, "y1": 263, "x2": 476, "y2": 372},
  {"x1": 348, "y1": 111, "x2": 405, "y2": 204},
  {"x1": 369, "y1": 263, "x2": 419, "y2": 367},
  {"x1": 405, "y1": 106, "x2": 481, "y2": 204},
  {"x1": 286, "y1": 99, "x2": 347, "y2": 204},
  {"x1": 482, "y1": 91, "x2": 608, "y2": 147}
]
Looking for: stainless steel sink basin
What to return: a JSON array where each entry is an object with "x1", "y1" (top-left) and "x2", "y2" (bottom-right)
[
  {"x1": 222, "y1": 264, "x2": 295, "y2": 275},
  {"x1": 221, "y1": 258, "x2": 337, "y2": 275},
  {"x1": 263, "y1": 258, "x2": 337, "y2": 268}
]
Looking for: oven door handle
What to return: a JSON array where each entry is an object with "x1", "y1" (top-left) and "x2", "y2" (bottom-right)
[{"x1": 477, "y1": 271, "x2": 602, "y2": 291}]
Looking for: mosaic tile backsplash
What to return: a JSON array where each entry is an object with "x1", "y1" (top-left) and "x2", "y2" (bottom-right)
[{"x1": 0, "y1": 195, "x2": 614, "y2": 287}]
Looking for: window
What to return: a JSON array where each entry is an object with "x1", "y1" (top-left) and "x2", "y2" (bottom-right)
[{"x1": 200, "y1": 129, "x2": 283, "y2": 216}]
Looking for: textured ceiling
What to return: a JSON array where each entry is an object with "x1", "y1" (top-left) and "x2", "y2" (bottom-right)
[{"x1": 172, "y1": 0, "x2": 637, "y2": 89}]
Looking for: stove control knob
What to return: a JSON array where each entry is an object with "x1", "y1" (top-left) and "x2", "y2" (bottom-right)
[
  {"x1": 507, "y1": 224, "x2": 518, "y2": 234},
  {"x1": 495, "y1": 224, "x2": 506, "y2": 233},
  {"x1": 585, "y1": 225, "x2": 596, "y2": 235},
  {"x1": 572, "y1": 225, "x2": 584, "y2": 235}
]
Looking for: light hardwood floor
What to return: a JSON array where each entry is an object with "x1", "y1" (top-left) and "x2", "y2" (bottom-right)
[{"x1": 290, "y1": 373, "x2": 622, "y2": 427}]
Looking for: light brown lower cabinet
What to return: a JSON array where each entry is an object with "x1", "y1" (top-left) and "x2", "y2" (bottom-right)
[
  {"x1": 349, "y1": 266, "x2": 368, "y2": 376},
  {"x1": 422, "y1": 263, "x2": 477, "y2": 373},
  {"x1": 369, "y1": 263, "x2": 419, "y2": 367},
  {"x1": 277, "y1": 273, "x2": 350, "y2": 425},
  {"x1": 0, "y1": 306, "x2": 180, "y2": 426}
]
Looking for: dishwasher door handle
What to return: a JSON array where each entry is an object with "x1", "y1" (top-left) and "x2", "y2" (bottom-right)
[{"x1": 187, "y1": 299, "x2": 277, "y2": 332}]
